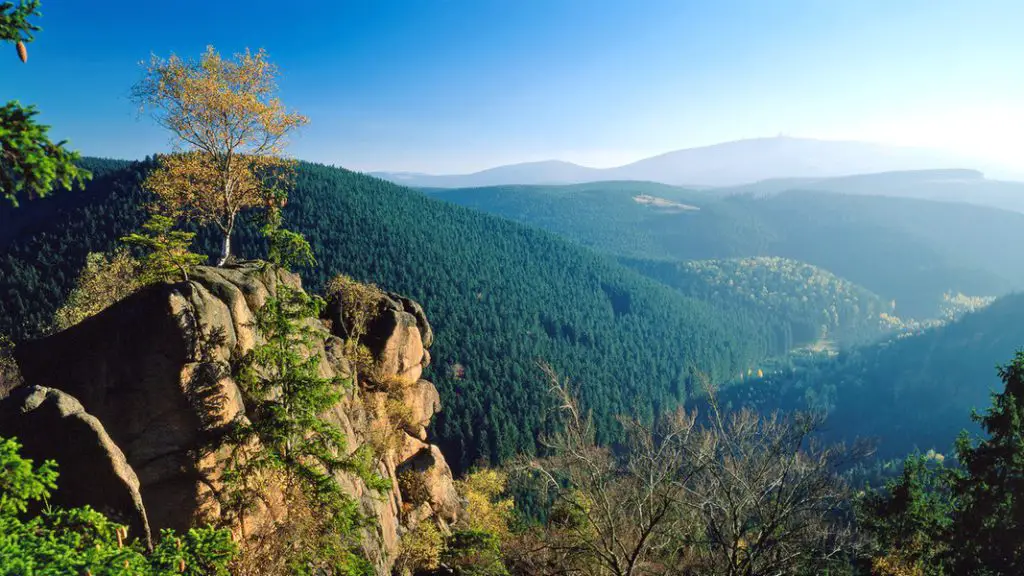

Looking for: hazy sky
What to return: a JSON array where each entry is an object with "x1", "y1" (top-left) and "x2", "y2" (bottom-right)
[{"x1": 4, "y1": 0, "x2": 1024, "y2": 173}]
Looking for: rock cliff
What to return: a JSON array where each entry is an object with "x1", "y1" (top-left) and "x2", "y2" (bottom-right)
[{"x1": 3, "y1": 262, "x2": 460, "y2": 574}]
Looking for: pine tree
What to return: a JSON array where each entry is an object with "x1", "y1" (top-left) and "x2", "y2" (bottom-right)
[
  {"x1": 121, "y1": 214, "x2": 206, "y2": 283},
  {"x1": 224, "y1": 283, "x2": 386, "y2": 575}
]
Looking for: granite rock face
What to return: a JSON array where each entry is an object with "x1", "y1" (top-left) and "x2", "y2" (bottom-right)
[{"x1": 11, "y1": 262, "x2": 459, "y2": 573}]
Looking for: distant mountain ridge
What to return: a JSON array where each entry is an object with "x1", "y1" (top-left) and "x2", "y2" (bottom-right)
[
  {"x1": 717, "y1": 168, "x2": 1024, "y2": 214},
  {"x1": 371, "y1": 136, "x2": 1022, "y2": 188},
  {"x1": 372, "y1": 159, "x2": 603, "y2": 188}
]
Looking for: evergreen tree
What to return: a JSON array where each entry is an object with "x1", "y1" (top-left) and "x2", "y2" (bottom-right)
[
  {"x1": 225, "y1": 283, "x2": 386, "y2": 575},
  {"x1": 1, "y1": 1, "x2": 90, "y2": 205},
  {"x1": 121, "y1": 214, "x2": 206, "y2": 283},
  {"x1": 859, "y1": 351, "x2": 1024, "y2": 576},
  {"x1": 857, "y1": 455, "x2": 954, "y2": 575},
  {"x1": 949, "y1": 351, "x2": 1024, "y2": 575}
]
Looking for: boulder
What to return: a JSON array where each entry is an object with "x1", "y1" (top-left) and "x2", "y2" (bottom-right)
[
  {"x1": 15, "y1": 267, "x2": 272, "y2": 532},
  {"x1": 394, "y1": 294, "x2": 434, "y2": 349},
  {"x1": 0, "y1": 386, "x2": 151, "y2": 547},
  {"x1": 402, "y1": 379, "x2": 442, "y2": 441}
]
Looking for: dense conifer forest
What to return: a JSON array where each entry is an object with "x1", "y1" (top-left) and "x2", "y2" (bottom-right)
[
  {"x1": 431, "y1": 182, "x2": 1024, "y2": 318},
  {"x1": 706, "y1": 290, "x2": 1024, "y2": 461},
  {"x1": 621, "y1": 256, "x2": 891, "y2": 350},
  {"x1": 2, "y1": 159, "x2": 777, "y2": 472}
]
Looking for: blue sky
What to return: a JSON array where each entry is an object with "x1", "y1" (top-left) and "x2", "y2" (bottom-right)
[{"x1": 3, "y1": 0, "x2": 1024, "y2": 173}]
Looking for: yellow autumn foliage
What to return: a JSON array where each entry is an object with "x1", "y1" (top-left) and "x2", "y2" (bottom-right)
[
  {"x1": 458, "y1": 469, "x2": 515, "y2": 540},
  {"x1": 132, "y1": 46, "x2": 308, "y2": 264}
]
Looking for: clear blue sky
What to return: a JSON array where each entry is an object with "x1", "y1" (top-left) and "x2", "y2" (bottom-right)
[{"x1": 3, "y1": 0, "x2": 1024, "y2": 173}]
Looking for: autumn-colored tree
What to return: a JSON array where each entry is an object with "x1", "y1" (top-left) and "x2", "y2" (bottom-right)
[
  {"x1": 1, "y1": 1, "x2": 89, "y2": 205},
  {"x1": 131, "y1": 46, "x2": 308, "y2": 265}
]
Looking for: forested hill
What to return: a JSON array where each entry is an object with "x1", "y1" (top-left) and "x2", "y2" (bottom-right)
[
  {"x1": 2, "y1": 159, "x2": 777, "y2": 473},
  {"x1": 709, "y1": 291, "x2": 1024, "y2": 461},
  {"x1": 621, "y1": 257, "x2": 891, "y2": 350},
  {"x1": 430, "y1": 182, "x2": 1024, "y2": 318}
]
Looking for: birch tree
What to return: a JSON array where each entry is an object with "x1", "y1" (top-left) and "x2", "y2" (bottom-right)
[{"x1": 132, "y1": 46, "x2": 307, "y2": 265}]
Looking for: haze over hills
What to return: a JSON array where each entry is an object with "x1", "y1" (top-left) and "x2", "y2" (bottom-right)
[
  {"x1": 374, "y1": 160, "x2": 604, "y2": 188},
  {"x1": 719, "y1": 168, "x2": 1024, "y2": 214},
  {"x1": 372, "y1": 136, "x2": 1022, "y2": 188}
]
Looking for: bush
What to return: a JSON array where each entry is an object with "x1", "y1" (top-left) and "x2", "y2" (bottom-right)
[
  {"x1": 441, "y1": 530, "x2": 508, "y2": 576},
  {"x1": 457, "y1": 470, "x2": 514, "y2": 541},
  {"x1": 50, "y1": 249, "x2": 143, "y2": 332},
  {"x1": 399, "y1": 469, "x2": 432, "y2": 509},
  {"x1": 325, "y1": 274, "x2": 383, "y2": 379},
  {"x1": 399, "y1": 520, "x2": 444, "y2": 573}
]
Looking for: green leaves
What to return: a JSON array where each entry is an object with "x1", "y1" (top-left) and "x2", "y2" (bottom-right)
[
  {"x1": 148, "y1": 527, "x2": 237, "y2": 576},
  {"x1": 0, "y1": 101, "x2": 91, "y2": 206},
  {"x1": 121, "y1": 214, "x2": 207, "y2": 283},
  {"x1": 0, "y1": 436, "x2": 56, "y2": 516},
  {"x1": 0, "y1": 434, "x2": 236, "y2": 575},
  {"x1": 947, "y1": 350, "x2": 1024, "y2": 574},
  {"x1": 859, "y1": 351, "x2": 1024, "y2": 575},
  {"x1": 0, "y1": 1, "x2": 40, "y2": 45},
  {"x1": 2, "y1": 3, "x2": 91, "y2": 205},
  {"x1": 262, "y1": 207, "x2": 316, "y2": 271}
]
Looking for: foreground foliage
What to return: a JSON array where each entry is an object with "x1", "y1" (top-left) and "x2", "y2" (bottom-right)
[
  {"x1": 505, "y1": 367, "x2": 862, "y2": 576},
  {"x1": 859, "y1": 350, "x2": 1024, "y2": 575},
  {"x1": 1, "y1": 1, "x2": 90, "y2": 205},
  {"x1": 0, "y1": 436, "x2": 236, "y2": 575}
]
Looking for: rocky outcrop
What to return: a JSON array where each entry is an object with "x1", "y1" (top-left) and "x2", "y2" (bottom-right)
[
  {"x1": 10, "y1": 262, "x2": 460, "y2": 574},
  {"x1": 0, "y1": 386, "x2": 151, "y2": 547}
]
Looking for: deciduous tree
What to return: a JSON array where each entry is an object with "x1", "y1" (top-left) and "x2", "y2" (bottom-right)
[
  {"x1": 50, "y1": 249, "x2": 144, "y2": 332},
  {"x1": 510, "y1": 366, "x2": 862, "y2": 576},
  {"x1": 132, "y1": 46, "x2": 308, "y2": 265}
]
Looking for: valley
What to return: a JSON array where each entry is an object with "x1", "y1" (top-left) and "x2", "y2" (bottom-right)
[{"x1": 5, "y1": 3, "x2": 1024, "y2": 571}]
